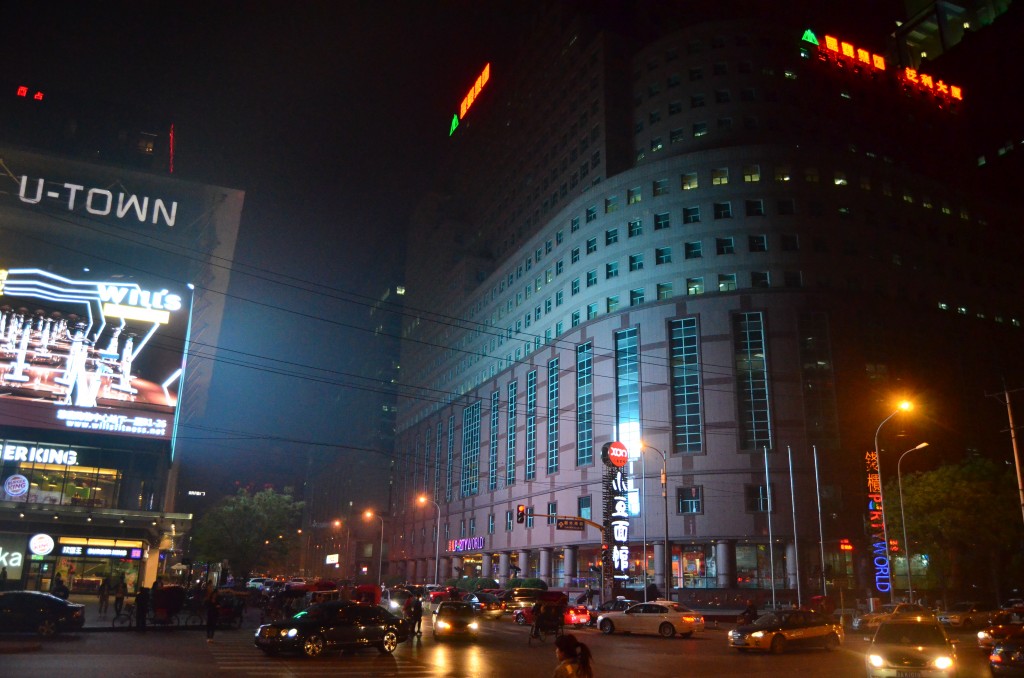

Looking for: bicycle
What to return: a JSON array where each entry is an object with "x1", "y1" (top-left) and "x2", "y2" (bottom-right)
[{"x1": 112, "y1": 602, "x2": 136, "y2": 628}]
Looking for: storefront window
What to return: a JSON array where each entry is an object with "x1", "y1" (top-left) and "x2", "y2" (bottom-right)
[
  {"x1": 677, "y1": 544, "x2": 716, "y2": 588},
  {"x1": 735, "y1": 543, "x2": 786, "y2": 589}
]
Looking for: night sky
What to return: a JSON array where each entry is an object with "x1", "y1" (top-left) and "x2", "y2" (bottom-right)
[{"x1": 1, "y1": 1, "x2": 903, "y2": 508}]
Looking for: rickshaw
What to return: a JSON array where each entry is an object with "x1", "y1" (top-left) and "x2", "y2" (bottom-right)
[
  {"x1": 528, "y1": 591, "x2": 567, "y2": 645},
  {"x1": 150, "y1": 585, "x2": 187, "y2": 626}
]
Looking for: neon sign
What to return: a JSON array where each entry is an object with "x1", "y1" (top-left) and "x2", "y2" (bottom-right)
[
  {"x1": 448, "y1": 536, "x2": 485, "y2": 553},
  {"x1": 16, "y1": 85, "x2": 44, "y2": 101},
  {"x1": 822, "y1": 34, "x2": 886, "y2": 71},
  {"x1": 602, "y1": 441, "x2": 633, "y2": 582},
  {"x1": 865, "y1": 451, "x2": 890, "y2": 593},
  {"x1": 449, "y1": 63, "x2": 491, "y2": 136},
  {"x1": 899, "y1": 67, "x2": 962, "y2": 101}
]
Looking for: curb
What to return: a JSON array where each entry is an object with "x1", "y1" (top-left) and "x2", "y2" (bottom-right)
[{"x1": 0, "y1": 641, "x2": 42, "y2": 654}]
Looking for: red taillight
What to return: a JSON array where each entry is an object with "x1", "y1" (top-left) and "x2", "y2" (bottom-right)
[{"x1": 990, "y1": 653, "x2": 1002, "y2": 664}]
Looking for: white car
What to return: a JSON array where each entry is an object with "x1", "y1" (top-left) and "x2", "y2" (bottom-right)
[
  {"x1": 246, "y1": 577, "x2": 269, "y2": 590},
  {"x1": 597, "y1": 600, "x2": 705, "y2": 638},
  {"x1": 937, "y1": 601, "x2": 999, "y2": 628}
]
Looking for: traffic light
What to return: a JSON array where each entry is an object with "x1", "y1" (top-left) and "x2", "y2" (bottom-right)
[{"x1": 516, "y1": 504, "x2": 526, "y2": 524}]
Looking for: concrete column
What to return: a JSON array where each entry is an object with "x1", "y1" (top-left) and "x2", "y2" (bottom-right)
[
  {"x1": 517, "y1": 550, "x2": 529, "y2": 579},
  {"x1": 563, "y1": 546, "x2": 577, "y2": 589},
  {"x1": 785, "y1": 541, "x2": 798, "y2": 590},
  {"x1": 451, "y1": 556, "x2": 463, "y2": 580},
  {"x1": 439, "y1": 556, "x2": 450, "y2": 583},
  {"x1": 539, "y1": 548, "x2": 552, "y2": 586},
  {"x1": 498, "y1": 552, "x2": 511, "y2": 586},
  {"x1": 716, "y1": 541, "x2": 736, "y2": 588},
  {"x1": 481, "y1": 553, "x2": 493, "y2": 582},
  {"x1": 653, "y1": 542, "x2": 666, "y2": 594}
]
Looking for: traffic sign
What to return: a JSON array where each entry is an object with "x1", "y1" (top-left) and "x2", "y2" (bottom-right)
[{"x1": 556, "y1": 517, "x2": 586, "y2": 531}]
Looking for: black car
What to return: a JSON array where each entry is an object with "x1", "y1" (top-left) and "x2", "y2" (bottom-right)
[
  {"x1": 254, "y1": 601, "x2": 410, "y2": 657},
  {"x1": 432, "y1": 601, "x2": 480, "y2": 640},
  {"x1": 991, "y1": 626, "x2": 1024, "y2": 675},
  {"x1": 0, "y1": 590, "x2": 85, "y2": 636}
]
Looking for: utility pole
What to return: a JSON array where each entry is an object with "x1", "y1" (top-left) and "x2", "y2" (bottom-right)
[{"x1": 989, "y1": 383, "x2": 1024, "y2": 528}]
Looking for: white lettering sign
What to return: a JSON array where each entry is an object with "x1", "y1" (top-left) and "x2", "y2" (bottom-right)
[
  {"x1": 2, "y1": 444, "x2": 78, "y2": 466},
  {"x1": 18, "y1": 176, "x2": 178, "y2": 227}
]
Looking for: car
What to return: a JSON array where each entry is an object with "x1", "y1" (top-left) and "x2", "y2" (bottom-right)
[
  {"x1": 285, "y1": 577, "x2": 308, "y2": 590},
  {"x1": 462, "y1": 592, "x2": 504, "y2": 619},
  {"x1": 254, "y1": 600, "x2": 410, "y2": 657},
  {"x1": 854, "y1": 603, "x2": 934, "y2": 632},
  {"x1": 993, "y1": 600, "x2": 1024, "y2": 625},
  {"x1": 403, "y1": 585, "x2": 427, "y2": 600},
  {"x1": 514, "y1": 603, "x2": 591, "y2": 628},
  {"x1": 979, "y1": 622, "x2": 1024, "y2": 654},
  {"x1": 247, "y1": 577, "x2": 269, "y2": 590},
  {"x1": 597, "y1": 600, "x2": 704, "y2": 639},
  {"x1": 728, "y1": 609, "x2": 843, "y2": 653},
  {"x1": 990, "y1": 626, "x2": 1024, "y2": 675},
  {"x1": 0, "y1": 590, "x2": 86, "y2": 636},
  {"x1": 587, "y1": 597, "x2": 639, "y2": 626},
  {"x1": 431, "y1": 601, "x2": 481, "y2": 640},
  {"x1": 937, "y1": 601, "x2": 1000, "y2": 629},
  {"x1": 381, "y1": 588, "x2": 414, "y2": 615},
  {"x1": 501, "y1": 587, "x2": 545, "y2": 612},
  {"x1": 866, "y1": 618, "x2": 957, "y2": 677}
]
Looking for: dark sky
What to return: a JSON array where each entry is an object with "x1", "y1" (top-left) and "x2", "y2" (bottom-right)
[{"x1": 1, "y1": 1, "x2": 904, "y2": 506}]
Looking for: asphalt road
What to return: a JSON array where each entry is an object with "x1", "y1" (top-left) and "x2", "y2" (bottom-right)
[{"x1": 0, "y1": 614, "x2": 994, "y2": 677}]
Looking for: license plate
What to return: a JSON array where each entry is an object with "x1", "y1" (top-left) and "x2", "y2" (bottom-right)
[{"x1": 895, "y1": 672, "x2": 920, "y2": 678}]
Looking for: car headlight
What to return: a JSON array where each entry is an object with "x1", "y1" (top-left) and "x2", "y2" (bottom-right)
[
  {"x1": 437, "y1": 621, "x2": 450, "y2": 629},
  {"x1": 868, "y1": 654, "x2": 885, "y2": 668},
  {"x1": 933, "y1": 656, "x2": 953, "y2": 670},
  {"x1": 978, "y1": 631, "x2": 991, "y2": 640},
  {"x1": 750, "y1": 631, "x2": 764, "y2": 638},
  {"x1": 286, "y1": 628, "x2": 298, "y2": 638},
  {"x1": 390, "y1": 600, "x2": 399, "y2": 608},
  {"x1": 469, "y1": 622, "x2": 479, "y2": 630}
]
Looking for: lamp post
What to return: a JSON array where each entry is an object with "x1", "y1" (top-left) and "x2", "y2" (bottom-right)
[
  {"x1": 642, "y1": 442, "x2": 670, "y2": 598},
  {"x1": 897, "y1": 442, "x2": 929, "y2": 603},
  {"x1": 418, "y1": 495, "x2": 442, "y2": 586},
  {"x1": 364, "y1": 510, "x2": 385, "y2": 586},
  {"x1": 874, "y1": 400, "x2": 913, "y2": 604}
]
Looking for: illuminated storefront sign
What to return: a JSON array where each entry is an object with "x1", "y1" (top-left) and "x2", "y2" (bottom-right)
[
  {"x1": 59, "y1": 544, "x2": 141, "y2": 559},
  {"x1": 2, "y1": 444, "x2": 78, "y2": 466},
  {"x1": 821, "y1": 33, "x2": 887, "y2": 71},
  {"x1": 325, "y1": 554, "x2": 339, "y2": 565},
  {"x1": 449, "y1": 63, "x2": 491, "y2": 136},
  {"x1": 0, "y1": 534, "x2": 27, "y2": 579},
  {"x1": 447, "y1": 536, "x2": 485, "y2": 553},
  {"x1": 899, "y1": 67, "x2": 962, "y2": 101},
  {"x1": 865, "y1": 451, "x2": 890, "y2": 593},
  {"x1": 3, "y1": 473, "x2": 29, "y2": 497},
  {"x1": 602, "y1": 441, "x2": 632, "y2": 582},
  {"x1": 17, "y1": 176, "x2": 178, "y2": 227},
  {"x1": 29, "y1": 533, "x2": 55, "y2": 556}
]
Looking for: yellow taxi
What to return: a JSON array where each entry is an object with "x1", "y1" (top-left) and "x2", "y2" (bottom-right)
[{"x1": 728, "y1": 609, "x2": 844, "y2": 653}]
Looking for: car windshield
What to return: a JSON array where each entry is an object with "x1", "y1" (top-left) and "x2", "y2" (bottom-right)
[
  {"x1": 665, "y1": 603, "x2": 692, "y2": 613},
  {"x1": 752, "y1": 612, "x2": 782, "y2": 626},
  {"x1": 893, "y1": 604, "x2": 927, "y2": 614},
  {"x1": 439, "y1": 603, "x2": 475, "y2": 617},
  {"x1": 476, "y1": 593, "x2": 498, "y2": 602},
  {"x1": 949, "y1": 603, "x2": 973, "y2": 612},
  {"x1": 875, "y1": 623, "x2": 947, "y2": 645}
]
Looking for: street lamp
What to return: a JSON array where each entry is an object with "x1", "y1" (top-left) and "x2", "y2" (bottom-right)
[
  {"x1": 874, "y1": 399, "x2": 913, "y2": 604},
  {"x1": 641, "y1": 441, "x2": 670, "y2": 599},
  {"x1": 418, "y1": 495, "x2": 442, "y2": 586},
  {"x1": 364, "y1": 510, "x2": 385, "y2": 586},
  {"x1": 897, "y1": 442, "x2": 929, "y2": 603}
]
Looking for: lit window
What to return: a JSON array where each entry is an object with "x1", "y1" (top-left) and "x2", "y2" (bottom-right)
[
  {"x1": 605, "y1": 196, "x2": 619, "y2": 213},
  {"x1": 712, "y1": 168, "x2": 729, "y2": 185},
  {"x1": 834, "y1": 171, "x2": 847, "y2": 186},
  {"x1": 743, "y1": 164, "x2": 760, "y2": 182},
  {"x1": 686, "y1": 277, "x2": 704, "y2": 295},
  {"x1": 627, "y1": 187, "x2": 642, "y2": 204},
  {"x1": 650, "y1": 137, "x2": 664, "y2": 152},
  {"x1": 775, "y1": 165, "x2": 791, "y2": 182},
  {"x1": 693, "y1": 122, "x2": 708, "y2": 137},
  {"x1": 681, "y1": 172, "x2": 698, "y2": 190},
  {"x1": 718, "y1": 273, "x2": 737, "y2": 292}
]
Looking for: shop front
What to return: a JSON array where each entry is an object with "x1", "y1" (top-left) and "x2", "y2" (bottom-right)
[{"x1": 3, "y1": 531, "x2": 147, "y2": 593}]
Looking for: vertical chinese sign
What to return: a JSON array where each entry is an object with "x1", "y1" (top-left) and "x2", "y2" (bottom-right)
[
  {"x1": 864, "y1": 451, "x2": 891, "y2": 593},
  {"x1": 602, "y1": 441, "x2": 632, "y2": 595}
]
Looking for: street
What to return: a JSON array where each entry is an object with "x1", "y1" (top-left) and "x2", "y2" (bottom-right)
[{"x1": 0, "y1": 612, "x2": 995, "y2": 677}]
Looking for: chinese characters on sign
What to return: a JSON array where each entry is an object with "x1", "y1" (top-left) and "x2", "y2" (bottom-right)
[
  {"x1": 865, "y1": 451, "x2": 891, "y2": 593},
  {"x1": 823, "y1": 34, "x2": 887, "y2": 70},
  {"x1": 899, "y1": 67, "x2": 962, "y2": 101},
  {"x1": 450, "y1": 63, "x2": 491, "y2": 136}
]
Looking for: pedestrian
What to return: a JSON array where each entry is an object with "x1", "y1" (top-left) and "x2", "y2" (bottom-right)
[
  {"x1": 739, "y1": 599, "x2": 758, "y2": 625},
  {"x1": 98, "y1": 576, "x2": 110, "y2": 615},
  {"x1": 52, "y1": 575, "x2": 70, "y2": 600},
  {"x1": 0, "y1": 566, "x2": 7, "y2": 591},
  {"x1": 409, "y1": 595, "x2": 423, "y2": 636},
  {"x1": 553, "y1": 633, "x2": 594, "y2": 678},
  {"x1": 205, "y1": 580, "x2": 220, "y2": 643},
  {"x1": 135, "y1": 586, "x2": 150, "y2": 632},
  {"x1": 585, "y1": 587, "x2": 594, "y2": 607},
  {"x1": 114, "y1": 578, "x2": 127, "y2": 615},
  {"x1": 153, "y1": 576, "x2": 163, "y2": 590}
]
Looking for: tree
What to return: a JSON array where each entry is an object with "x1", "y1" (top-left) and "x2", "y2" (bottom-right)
[
  {"x1": 886, "y1": 456, "x2": 1022, "y2": 603},
  {"x1": 191, "y1": 488, "x2": 304, "y2": 579}
]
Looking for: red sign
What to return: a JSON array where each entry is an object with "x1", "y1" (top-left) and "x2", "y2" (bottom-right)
[{"x1": 605, "y1": 441, "x2": 628, "y2": 468}]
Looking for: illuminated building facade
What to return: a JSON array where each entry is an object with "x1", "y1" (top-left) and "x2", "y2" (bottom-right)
[
  {"x1": 0, "y1": 141, "x2": 243, "y2": 593},
  {"x1": 391, "y1": 7, "x2": 1023, "y2": 599}
]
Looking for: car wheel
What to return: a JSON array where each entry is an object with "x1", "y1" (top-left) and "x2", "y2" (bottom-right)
[
  {"x1": 599, "y1": 619, "x2": 614, "y2": 634},
  {"x1": 514, "y1": 612, "x2": 526, "y2": 625},
  {"x1": 659, "y1": 622, "x2": 675, "y2": 638},
  {"x1": 36, "y1": 618, "x2": 57, "y2": 636},
  {"x1": 770, "y1": 634, "x2": 786, "y2": 654},
  {"x1": 378, "y1": 630, "x2": 399, "y2": 654},
  {"x1": 302, "y1": 634, "x2": 325, "y2": 658},
  {"x1": 823, "y1": 633, "x2": 839, "y2": 652}
]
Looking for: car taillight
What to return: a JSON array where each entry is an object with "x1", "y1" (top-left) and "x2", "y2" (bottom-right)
[{"x1": 990, "y1": 653, "x2": 1002, "y2": 664}]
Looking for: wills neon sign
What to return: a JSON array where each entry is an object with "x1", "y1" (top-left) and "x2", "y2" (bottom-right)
[
  {"x1": 865, "y1": 451, "x2": 890, "y2": 593},
  {"x1": 449, "y1": 63, "x2": 491, "y2": 136}
]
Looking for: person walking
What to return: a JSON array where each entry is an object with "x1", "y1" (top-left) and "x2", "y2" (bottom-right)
[
  {"x1": 114, "y1": 578, "x2": 127, "y2": 615},
  {"x1": 205, "y1": 581, "x2": 220, "y2": 643},
  {"x1": 135, "y1": 586, "x2": 150, "y2": 633},
  {"x1": 0, "y1": 566, "x2": 7, "y2": 591},
  {"x1": 97, "y1": 576, "x2": 110, "y2": 616},
  {"x1": 553, "y1": 633, "x2": 594, "y2": 678},
  {"x1": 408, "y1": 595, "x2": 423, "y2": 636}
]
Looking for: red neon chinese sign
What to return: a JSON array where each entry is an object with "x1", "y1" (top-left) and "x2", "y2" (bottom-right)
[
  {"x1": 900, "y1": 67, "x2": 962, "y2": 101},
  {"x1": 822, "y1": 35, "x2": 886, "y2": 71},
  {"x1": 16, "y1": 85, "x2": 44, "y2": 101},
  {"x1": 460, "y1": 63, "x2": 490, "y2": 119}
]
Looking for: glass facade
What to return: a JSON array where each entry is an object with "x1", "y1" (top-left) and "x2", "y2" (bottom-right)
[
  {"x1": 460, "y1": 402, "x2": 480, "y2": 497},
  {"x1": 445, "y1": 415, "x2": 455, "y2": 502},
  {"x1": 669, "y1": 318, "x2": 702, "y2": 454},
  {"x1": 547, "y1": 358, "x2": 559, "y2": 475},
  {"x1": 733, "y1": 312, "x2": 772, "y2": 450},
  {"x1": 506, "y1": 380, "x2": 517, "y2": 486},
  {"x1": 615, "y1": 328, "x2": 641, "y2": 515},
  {"x1": 525, "y1": 371, "x2": 537, "y2": 480},
  {"x1": 576, "y1": 343, "x2": 593, "y2": 466},
  {"x1": 488, "y1": 390, "x2": 500, "y2": 491}
]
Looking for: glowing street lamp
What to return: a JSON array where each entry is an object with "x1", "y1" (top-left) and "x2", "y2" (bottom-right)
[
  {"x1": 364, "y1": 510, "x2": 385, "y2": 585},
  {"x1": 897, "y1": 442, "x2": 929, "y2": 602},
  {"x1": 874, "y1": 399, "x2": 913, "y2": 603},
  {"x1": 418, "y1": 495, "x2": 442, "y2": 586}
]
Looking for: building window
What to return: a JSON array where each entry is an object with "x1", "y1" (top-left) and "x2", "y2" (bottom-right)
[
  {"x1": 606, "y1": 296, "x2": 619, "y2": 312},
  {"x1": 774, "y1": 165, "x2": 791, "y2": 182},
  {"x1": 834, "y1": 171, "x2": 847, "y2": 186},
  {"x1": 547, "y1": 502, "x2": 557, "y2": 525},
  {"x1": 605, "y1": 196, "x2": 619, "y2": 213},
  {"x1": 781, "y1": 234, "x2": 799, "y2": 252},
  {"x1": 653, "y1": 179, "x2": 669, "y2": 196},
  {"x1": 629, "y1": 253, "x2": 644, "y2": 271},
  {"x1": 578, "y1": 495, "x2": 592, "y2": 521},
  {"x1": 571, "y1": 310, "x2": 580, "y2": 327},
  {"x1": 712, "y1": 168, "x2": 729, "y2": 185},
  {"x1": 734, "y1": 312, "x2": 771, "y2": 450},
  {"x1": 556, "y1": 290, "x2": 563, "y2": 306},
  {"x1": 716, "y1": 237, "x2": 735, "y2": 255},
  {"x1": 571, "y1": 217, "x2": 581, "y2": 232},
  {"x1": 506, "y1": 381, "x2": 518, "y2": 486},
  {"x1": 804, "y1": 167, "x2": 819, "y2": 183},
  {"x1": 650, "y1": 137, "x2": 664, "y2": 152},
  {"x1": 571, "y1": 247, "x2": 580, "y2": 264},
  {"x1": 571, "y1": 278, "x2": 580, "y2": 295},
  {"x1": 670, "y1": 127, "x2": 684, "y2": 143},
  {"x1": 669, "y1": 317, "x2": 702, "y2": 453},
  {"x1": 784, "y1": 271, "x2": 803, "y2": 288},
  {"x1": 777, "y1": 198, "x2": 795, "y2": 215},
  {"x1": 715, "y1": 89, "x2": 730, "y2": 103},
  {"x1": 556, "y1": 259, "x2": 564, "y2": 275},
  {"x1": 547, "y1": 358, "x2": 559, "y2": 474},
  {"x1": 683, "y1": 206, "x2": 700, "y2": 224},
  {"x1": 691, "y1": 94, "x2": 705, "y2": 108},
  {"x1": 461, "y1": 402, "x2": 481, "y2": 497},
  {"x1": 714, "y1": 202, "x2": 733, "y2": 219},
  {"x1": 576, "y1": 342, "x2": 594, "y2": 466},
  {"x1": 744, "y1": 484, "x2": 771, "y2": 512},
  {"x1": 488, "y1": 391, "x2": 500, "y2": 491},
  {"x1": 684, "y1": 241, "x2": 702, "y2": 259},
  {"x1": 628, "y1": 219, "x2": 643, "y2": 237},
  {"x1": 445, "y1": 415, "x2": 456, "y2": 502},
  {"x1": 525, "y1": 371, "x2": 537, "y2": 481},
  {"x1": 586, "y1": 206, "x2": 598, "y2": 222},
  {"x1": 689, "y1": 67, "x2": 703, "y2": 80},
  {"x1": 587, "y1": 303, "x2": 598, "y2": 319},
  {"x1": 743, "y1": 164, "x2": 761, "y2": 182},
  {"x1": 630, "y1": 288, "x2": 645, "y2": 306},
  {"x1": 713, "y1": 61, "x2": 727, "y2": 75},
  {"x1": 749, "y1": 235, "x2": 768, "y2": 253},
  {"x1": 654, "y1": 212, "x2": 670, "y2": 230},
  {"x1": 718, "y1": 273, "x2": 737, "y2": 291},
  {"x1": 615, "y1": 328, "x2": 641, "y2": 509},
  {"x1": 586, "y1": 270, "x2": 597, "y2": 287},
  {"x1": 506, "y1": 510, "x2": 513, "y2": 531},
  {"x1": 605, "y1": 229, "x2": 619, "y2": 246},
  {"x1": 627, "y1": 187, "x2": 642, "y2": 204},
  {"x1": 678, "y1": 485, "x2": 704, "y2": 513},
  {"x1": 692, "y1": 122, "x2": 708, "y2": 137},
  {"x1": 686, "y1": 277, "x2": 704, "y2": 295},
  {"x1": 751, "y1": 271, "x2": 770, "y2": 288},
  {"x1": 649, "y1": 110, "x2": 661, "y2": 124},
  {"x1": 717, "y1": 117, "x2": 733, "y2": 130},
  {"x1": 655, "y1": 247, "x2": 672, "y2": 264},
  {"x1": 745, "y1": 199, "x2": 765, "y2": 217},
  {"x1": 681, "y1": 172, "x2": 698, "y2": 190},
  {"x1": 587, "y1": 238, "x2": 598, "y2": 254}
]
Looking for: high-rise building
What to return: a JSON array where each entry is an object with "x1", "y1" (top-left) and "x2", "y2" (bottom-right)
[{"x1": 390, "y1": 5, "x2": 1023, "y2": 600}]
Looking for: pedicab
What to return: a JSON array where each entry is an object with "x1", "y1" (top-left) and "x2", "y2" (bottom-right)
[{"x1": 151, "y1": 585, "x2": 187, "y2": 626}]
